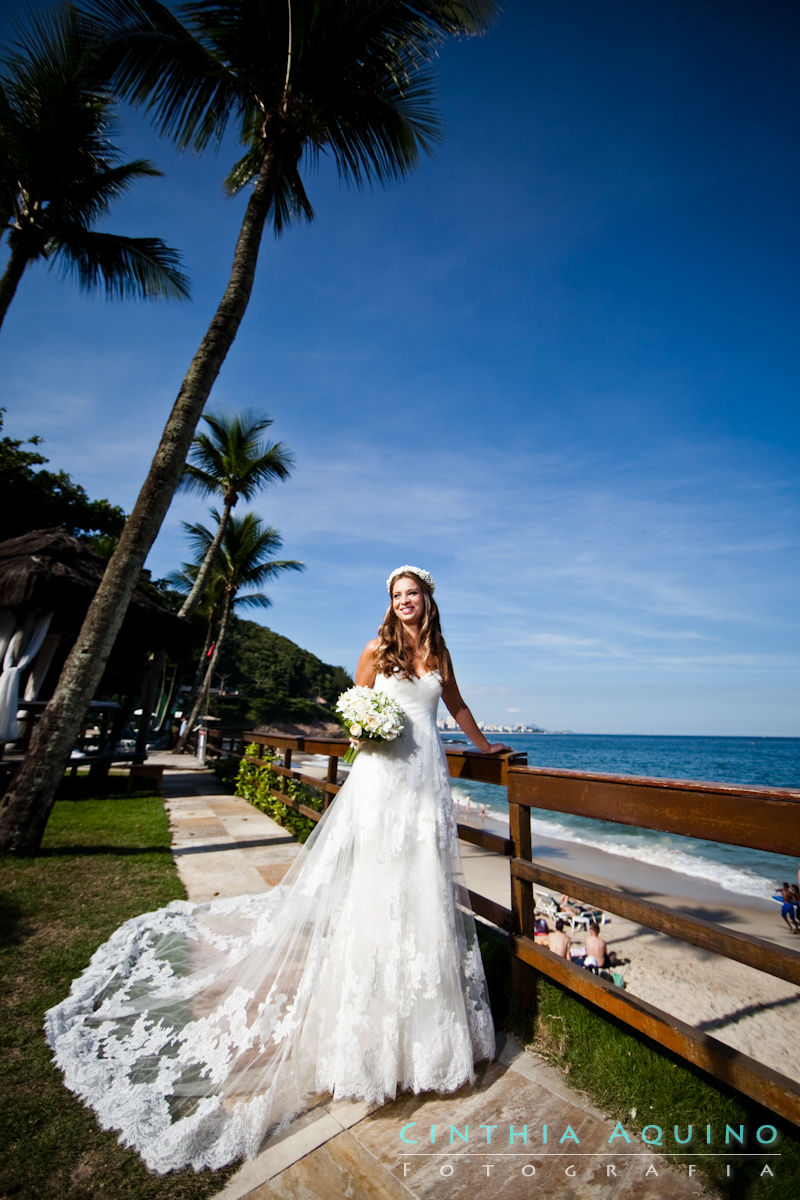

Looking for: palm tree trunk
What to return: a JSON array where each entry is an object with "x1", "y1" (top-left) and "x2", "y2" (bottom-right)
[
  {"x1": 179, "y1": 590, "x2": 233, "y2": 753},
  {"x1": 134, "y1": 649, "x2": 163, "y2": 759},
  {"x1": 177, "y1": 496, "x2": 234, "y2": 619},
  {"x1": 0, "y1": 245, "x2": 31, "y2": 332},
  {"x1": 0, "y1": 152, "x2": 279, "y2": 855},
  {"x1": 175, "y1": 610, "x2": 218, "y2": 754}
]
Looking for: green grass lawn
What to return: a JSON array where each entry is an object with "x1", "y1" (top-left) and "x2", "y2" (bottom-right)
[{"x1": 0, "y1": 791, "x2": 234, "y2": 1200}]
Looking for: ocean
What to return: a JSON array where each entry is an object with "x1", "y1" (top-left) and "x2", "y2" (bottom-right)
[{"x1": 447, "y1": 734, "x2": 800, "y2": 901}]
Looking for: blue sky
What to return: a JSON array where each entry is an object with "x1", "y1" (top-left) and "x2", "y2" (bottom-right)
[{"x1": 2, "y1": 1, "x2": 799, "y2": 735}]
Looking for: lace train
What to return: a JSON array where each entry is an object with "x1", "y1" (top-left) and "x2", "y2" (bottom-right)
[{"x1": 45, "y1": 671, "x2": 495, "y2": 1172}]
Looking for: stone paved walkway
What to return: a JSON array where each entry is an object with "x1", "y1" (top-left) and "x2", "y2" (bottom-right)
[{"x1": 152, "y1": 753, "x2": 715, "y2": 1200}]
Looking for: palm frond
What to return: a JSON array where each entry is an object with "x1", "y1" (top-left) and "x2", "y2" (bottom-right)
[
  {"x1": 179, "y1": 463, "x2": 219, "y2": 498},
  {"x1": 83, "y1": 0, "x2": 248, "y2": 152},
  {"x1": 62, "y1": 158, "x2": 165, "y2": 223},
  {"x1": 267, "y1": 160, "x2": 316, "y2": 234},
  {"x1": 164, "y1": 565, "x2": 196, "y2": 593},
  {"x1": 0, "y1": 1, "x2": 190, "y2": 319},
  {"x1": 222, "y1": 145, "x2": 315, "y2": 233},
  {"x1": 51, "y1": 229, "x2": 190, "y2": 299},
  {"x1": 233, "y1": 590, "x2": 271, "y2": 611},
  {"x1": 4, "y1": 3, "x2": 96, "y2": 90},
  {"x1": 182, "y1": 514, "x2": 218, "y2": 558},
  {"x1": 312, "y1": 70, "x2": 440, "y2": 188}
]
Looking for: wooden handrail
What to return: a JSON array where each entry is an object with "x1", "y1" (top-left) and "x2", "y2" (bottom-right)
[{"x1": 508, "y1": 764, "x2": 800, "y2": 856}]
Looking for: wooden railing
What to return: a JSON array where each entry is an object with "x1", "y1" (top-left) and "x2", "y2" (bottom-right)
[
  {"x1": 202, "y1": 727, "x2": 800, "y2": 1127},
  {"x1": 507, "y1": 766, "x2": 800, "y2": 1128}
]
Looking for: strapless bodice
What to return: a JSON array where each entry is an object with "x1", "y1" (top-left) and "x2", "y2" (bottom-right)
[{"x1": 373, "y1": 670, "x2": 442, "y2": 720}]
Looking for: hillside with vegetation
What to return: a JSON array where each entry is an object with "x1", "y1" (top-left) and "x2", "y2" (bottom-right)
[{"x1": 209, "y1": 616, "x2": 352, "y2": 732}]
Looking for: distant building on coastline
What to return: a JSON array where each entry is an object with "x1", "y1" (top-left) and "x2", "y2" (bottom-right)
[
  {"x1": 478, "y1": 721, "x2": 544, "y2": 734},
  {"x1": 437, "y1": 714, "x2": 543, "y2": 735}
]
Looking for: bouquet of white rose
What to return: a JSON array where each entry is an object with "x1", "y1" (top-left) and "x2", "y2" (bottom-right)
[{"x1": 335, "y1": 686, "x2": 405, "y2": 764}]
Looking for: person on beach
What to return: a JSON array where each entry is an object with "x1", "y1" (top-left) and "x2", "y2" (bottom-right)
[
  {"x1": 534, "y1": 917, "x2": 550, "y2": 944},
  {"x1": 547, "y1": 918, "x2": 572, "y2": 959},
  {"x1": 45, "y1": 565, "x2": 509, "y2": 1173},
  {"x1": 788, "y1": 884, "x2": 800, "y2": 929},
  {"x1": 583, "y1": 921, "x2": 609, "y2": 970},
  {"x1": 777, "y1": 882, "x2": 800, "y2": 933}
]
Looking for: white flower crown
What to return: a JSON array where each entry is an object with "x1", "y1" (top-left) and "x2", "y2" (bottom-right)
[{"x1": 386, "y1": 565, "x2": 436, "y2": 593}]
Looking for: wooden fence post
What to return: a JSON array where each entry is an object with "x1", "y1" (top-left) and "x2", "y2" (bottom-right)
[
  {"x1": 325, "y1": 756, "x2": 338, "y2": 810},
  {"x1": 508, "y1": 787, "x2": 538, "y2": 1022}
]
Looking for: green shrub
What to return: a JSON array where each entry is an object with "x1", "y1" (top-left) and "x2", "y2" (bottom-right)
[{"x1": 234, "y1": 744, "x2": 324, "y2": 843}]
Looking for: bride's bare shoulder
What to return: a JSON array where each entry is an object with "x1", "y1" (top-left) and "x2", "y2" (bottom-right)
[{"x1": 355, "y1": 639, "x2": 379, "y2": 686}]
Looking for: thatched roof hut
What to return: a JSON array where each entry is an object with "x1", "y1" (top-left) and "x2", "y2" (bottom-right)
[
  {"x1": 0, "y1": 528, "x2": 186, "y2": 640},
  {"x1": 0, "y1": 529, "x2": 191, "y2": 743}
]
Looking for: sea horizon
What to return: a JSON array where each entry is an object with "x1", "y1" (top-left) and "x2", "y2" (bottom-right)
[
  {"x1": 447, "y1": 732, "x2": 800, "y2": 902},
  {"x1": 473, "y1": 730, "x2": 800, "y2": 742}
]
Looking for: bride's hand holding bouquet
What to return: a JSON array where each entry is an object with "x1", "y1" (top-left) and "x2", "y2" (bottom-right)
[{"x1": 335, "y1": 685, "x2": 405, "y2": 764}]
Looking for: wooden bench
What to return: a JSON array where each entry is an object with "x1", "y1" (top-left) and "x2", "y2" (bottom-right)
[
  {"x1": 68, "y1": 752, "x2": 142, "y2": 782},
  {"x1": 68, "y1": 754, "x2": 165, "y2": 794}
]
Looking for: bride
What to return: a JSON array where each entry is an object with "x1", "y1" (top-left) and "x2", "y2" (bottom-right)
[{"x1": 45, "y1": 565, "x2": 509, "y2": 1173}]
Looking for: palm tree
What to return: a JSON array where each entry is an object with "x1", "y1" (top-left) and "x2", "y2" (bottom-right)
[
  {"x1": 165, "y1": 538, "x2": 224, "y2": 726},
  {"x1": 0, "y1": 3, "x2": 189, "y2": 330},
  {"x1": 177, "y1": 409, "x2": 294, "y2": 619},
  {"x1": 175, "y1": 511, "x2": 304, "y2": 750},
  {"x1": 1, "y1": 0, "x2": 497, "y2": 854}
]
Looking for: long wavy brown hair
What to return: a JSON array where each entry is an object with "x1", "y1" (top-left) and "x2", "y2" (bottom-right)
[{"x1": 373, "y1": 572, "x2": 450, "y2": 681}]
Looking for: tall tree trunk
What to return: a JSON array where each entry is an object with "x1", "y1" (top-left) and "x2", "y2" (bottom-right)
[
  {"x1": 0, "y1": 154, "x2": 277, "y2": 855},
  {"x1": 135, "y1": 649, "x2": 163, "y2": 759},
  {"x1": 175, "y1": 609, "x2": 219, "y2": 754},
  {"x1": 0, "y1": 244, "x2": 31, "y2": 331},
  {"x1": 180, "y1": 590, "x2": 233, "y2": 753},
  {"x1": 177, "y1": 496, "x2": 234, "y2": 619}
]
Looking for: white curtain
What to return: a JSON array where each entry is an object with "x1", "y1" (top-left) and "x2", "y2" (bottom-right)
[
  {"x1": 0, "y1": 612, "x2": 53, "y2": 741},
  {"x1": 0, "y1": 609, "x2": 15, "y2": 670},
  {"x1": 24, "y1": 633, "x2": 60, "y2": 701}
]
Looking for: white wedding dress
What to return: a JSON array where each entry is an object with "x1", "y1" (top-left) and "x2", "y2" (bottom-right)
[{"x1": 44, "y1": 671, "x2": 496, "y2": 1173}]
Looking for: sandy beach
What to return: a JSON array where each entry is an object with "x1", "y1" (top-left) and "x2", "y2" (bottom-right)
[{"x1": 455, "y1": 808, "x2": 800, "y2": 1087}]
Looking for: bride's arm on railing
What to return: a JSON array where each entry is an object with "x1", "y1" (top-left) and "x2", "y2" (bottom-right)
[{"x1": 441, "y1": 666, "x2": 510, "y2": 755}]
